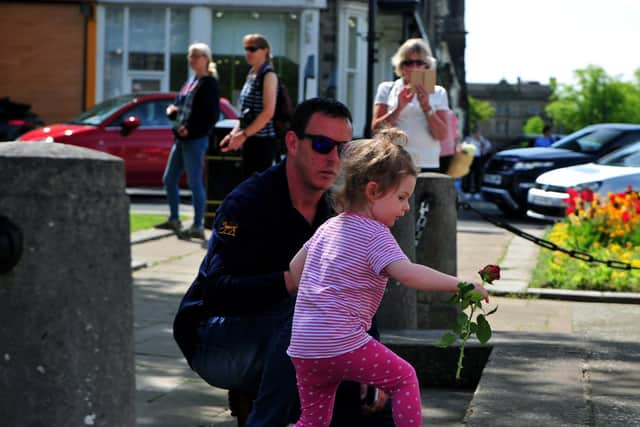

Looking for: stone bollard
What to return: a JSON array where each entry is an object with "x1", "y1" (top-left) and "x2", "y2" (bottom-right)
[
  {"x1": 378, "y1": 196, "x2": 418, "y2": 329},
  {"x1": 414, "y1": 173, "x2": 458, "y2": 328},
  {"x1": 0, "y1": 142, "x2": 134, "y2": 427}
]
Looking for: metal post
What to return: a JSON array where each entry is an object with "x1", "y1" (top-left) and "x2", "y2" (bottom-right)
[{"x1": 364, "y1": 0, "x2": 377, "y2": 138}]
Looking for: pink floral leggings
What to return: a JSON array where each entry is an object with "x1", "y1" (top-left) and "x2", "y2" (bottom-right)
[{"x1": 291, "y1": 339, "x2": 422, "y2": 427}]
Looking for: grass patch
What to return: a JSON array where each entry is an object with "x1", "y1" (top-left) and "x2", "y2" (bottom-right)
[{"x1": 130, "y1": 213, "x2": 191, "y2": 233}]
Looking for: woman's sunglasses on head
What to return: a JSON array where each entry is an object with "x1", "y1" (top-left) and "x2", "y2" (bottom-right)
[{"x1": 298, "y1": 134, "x2": 349, "y2": 156}]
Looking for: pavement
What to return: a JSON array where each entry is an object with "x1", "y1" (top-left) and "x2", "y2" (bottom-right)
[{"x1": 130, "y1": 199, "x2": 640, "y2": 427}]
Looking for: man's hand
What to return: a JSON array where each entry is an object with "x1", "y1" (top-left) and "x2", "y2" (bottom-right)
[{"x1": 359, "y1": 385, "x2": 388, "y2": 414}]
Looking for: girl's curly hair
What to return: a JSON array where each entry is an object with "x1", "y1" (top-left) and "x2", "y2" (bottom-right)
[{"x1": 334, "y1": 127, "x2": 418, "y2": 212}]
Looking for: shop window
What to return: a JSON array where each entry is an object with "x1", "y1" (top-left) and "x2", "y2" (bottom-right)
[
  {"x1": 104, "y1": 7, "x2": 124, "y2": 99},
  {"x1": 128, "y1": 8, "x2": 165, "y2": 71},
  {"x1": 170, "y1": 9, "x2": 190, "y2": 91},
  {"x1": 210, "y1": 11, "x2": 299, "y2": 108}
]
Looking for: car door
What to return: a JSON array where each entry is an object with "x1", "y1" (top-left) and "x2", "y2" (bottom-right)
[{"x1": 107, "y1": 98, "x2": 174, "y2": 187}]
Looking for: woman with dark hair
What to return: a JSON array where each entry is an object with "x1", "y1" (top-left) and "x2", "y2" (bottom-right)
[
  {"x1": 220, "y1": 33, "x2": 278, "y2": 179},
  {"x1": 155, "y1": 42, "x2": 219, "y2": 240}
]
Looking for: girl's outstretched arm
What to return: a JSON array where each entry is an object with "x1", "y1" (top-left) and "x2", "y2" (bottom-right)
[{"x1": 385, "y1": 259, "x2": 489, "y2": 301}]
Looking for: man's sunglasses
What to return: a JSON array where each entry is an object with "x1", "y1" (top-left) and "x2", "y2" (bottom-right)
[
  {"x1": 401, "y1": 59, "x2": 428, "y2": 67},
  {"x1": 244, "y1": 46, "x2": 262, "y2": 52},
  {"x1": 299, "y1": 134, "x2": 349, "y2": 156}
]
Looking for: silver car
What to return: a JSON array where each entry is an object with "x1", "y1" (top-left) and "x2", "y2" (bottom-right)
[{"x1": 527, "y1": 140, "x2": 640, "y2": 221}]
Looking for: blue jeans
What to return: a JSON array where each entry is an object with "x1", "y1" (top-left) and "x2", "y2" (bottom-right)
[
  {"x1": 162, "y1": 136, "x2": 208, "y2": 228},
  {"x1": 190, "y1": 300, "x2": 292, "y2": 394}
]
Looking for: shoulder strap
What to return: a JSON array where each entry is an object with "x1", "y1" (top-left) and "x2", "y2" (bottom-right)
[{"x1": 257, "y1": 64, "x2": 275, "y2": 83}]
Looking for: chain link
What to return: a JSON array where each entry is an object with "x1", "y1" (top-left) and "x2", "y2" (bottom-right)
[
  {"x1": 414, "y1": 196, "x2": 431, "y2": 248},
  {"x1": 459, "y1": 200, "x2": 640, "y2": 271}
]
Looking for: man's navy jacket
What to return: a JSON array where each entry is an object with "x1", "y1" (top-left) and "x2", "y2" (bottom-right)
[{"x1": 173, "y1": 160, "x2": 333, "y2": 363}]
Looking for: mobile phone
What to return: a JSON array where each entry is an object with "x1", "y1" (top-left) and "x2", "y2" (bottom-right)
[
  {"x1": 239, "y1": 108, "x2": 252, "y2": 129},
  {"x1": 364, "y1": 386, "x2": 378, "y2": 406}
]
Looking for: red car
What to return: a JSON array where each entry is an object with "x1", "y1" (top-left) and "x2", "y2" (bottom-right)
[{"x1": 18, "y1": 93, "x2": 238, "y2": 188}]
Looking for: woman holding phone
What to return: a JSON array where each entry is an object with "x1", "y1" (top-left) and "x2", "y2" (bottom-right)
[{"x1": 372, "y1": 38, "x2": 449, "y2": 173}]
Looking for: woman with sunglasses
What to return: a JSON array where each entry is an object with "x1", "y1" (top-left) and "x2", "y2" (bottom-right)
[
  {"x1": 372, "y1": 38, "x2": 449, "y2": 173},
  {"x1": 220, "y1": 34, "x2": 278, "y2": 179}
]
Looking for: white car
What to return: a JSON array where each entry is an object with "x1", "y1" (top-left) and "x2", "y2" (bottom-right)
[{"x1": 527, "y1": 140, "x2": 640, "y2": 221}]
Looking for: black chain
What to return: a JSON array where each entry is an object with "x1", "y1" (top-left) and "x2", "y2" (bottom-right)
[
  {"x1": 459, "y1": 201, "x2": 640, "y2": 271},
  {"x1": 414, "y1": 195, "x2": 431, "y2": 248}
]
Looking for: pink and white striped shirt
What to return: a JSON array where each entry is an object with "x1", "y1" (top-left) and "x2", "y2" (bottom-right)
[{"x1": 287, "y1": 212, "x2": 408, "y2": 359}]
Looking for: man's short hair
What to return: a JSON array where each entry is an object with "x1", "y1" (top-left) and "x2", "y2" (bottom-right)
[{"x1": 290, "y1": 97, "x2": 352, "y2": 137}]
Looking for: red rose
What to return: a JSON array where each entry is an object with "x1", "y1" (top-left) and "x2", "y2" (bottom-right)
[{"x1": 478, "y1": 264, "x2": 500, "y2": 284}]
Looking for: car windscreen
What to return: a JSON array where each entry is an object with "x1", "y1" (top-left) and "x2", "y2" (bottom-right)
[
  {"x1": 596, "y1": 142, "x2": 640, "y2": 167},
  {"x1": 68, "y1": 95, "x2": 137, "y2": 126},
  {"x1": 552, "y1": 129, "x2": 622, "y2": 153}
]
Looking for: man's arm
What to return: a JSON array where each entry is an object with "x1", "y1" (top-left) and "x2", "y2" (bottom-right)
[{"x1": 197, "y1": 186, "x2": 294, "y2": 316}]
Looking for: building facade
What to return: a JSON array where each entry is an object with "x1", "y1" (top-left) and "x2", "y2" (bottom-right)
[
  {"x1": 467, "y1": 78, "x2": 552, "y2": 147},
  {"x1": 2, "y1": 0, "x2": 467, "y2": 137}
]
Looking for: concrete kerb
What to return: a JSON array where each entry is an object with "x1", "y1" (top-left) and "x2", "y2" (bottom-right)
[
  {"x1": 492, "y1": 287, "x2": 640, "y2": 304},
  {"x1": 131, "y1": 229, "x2": 175, "y2": 271},
  {"x1": 131, "y1": 228, "x2": 175, "y2": 245}
]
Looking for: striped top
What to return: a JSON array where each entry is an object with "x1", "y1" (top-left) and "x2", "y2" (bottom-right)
[
  {"x1": 238, "y1": 63, "x2": 276, "y2": 138},
  {"x1": 287, "y1": 212, "x2": 408, "y2": 359}
]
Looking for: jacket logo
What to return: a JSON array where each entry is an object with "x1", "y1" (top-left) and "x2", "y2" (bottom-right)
[{"x1": 218, "y1": 221, "x2": 238, "y2": 237}]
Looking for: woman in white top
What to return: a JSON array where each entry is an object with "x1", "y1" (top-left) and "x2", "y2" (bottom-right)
[{"x1": 372, "y1": 38, "x2": 449, "y2": 172}]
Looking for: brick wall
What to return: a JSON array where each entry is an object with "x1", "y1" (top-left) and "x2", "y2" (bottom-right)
[{"x1": 0, "y1": 3, "x2": 85, "y2": 124}]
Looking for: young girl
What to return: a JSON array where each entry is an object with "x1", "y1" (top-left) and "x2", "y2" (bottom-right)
[{"x1": 286, "y1": 128, "x2": 489, "y2": 427}]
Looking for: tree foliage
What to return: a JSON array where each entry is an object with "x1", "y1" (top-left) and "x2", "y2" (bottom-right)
[
  {"x1": 468, "y1": 96, "x2": 495, "y2": 129},
  {"x1": 523, "y1": 115, "x2": 545, "y2": 135},
  {"x1": 546, "y1": 65, "x2": 640, "y2": 132}
]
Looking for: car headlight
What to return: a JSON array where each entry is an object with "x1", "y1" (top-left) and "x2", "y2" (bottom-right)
[
  {"x1": 513, "y1": 161, "x2": 555, "y2": 170},
  {"x1": 574, "y1": 181, "x2": 602, "y2": 192}
]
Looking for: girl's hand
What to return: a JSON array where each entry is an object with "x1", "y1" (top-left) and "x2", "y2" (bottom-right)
[
  {"x1": 177, "y1": 126, "x2": 188, "y2": 138},
  {"x1": 473, "y1": 281, "x2": 490, "y2": 302}
]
